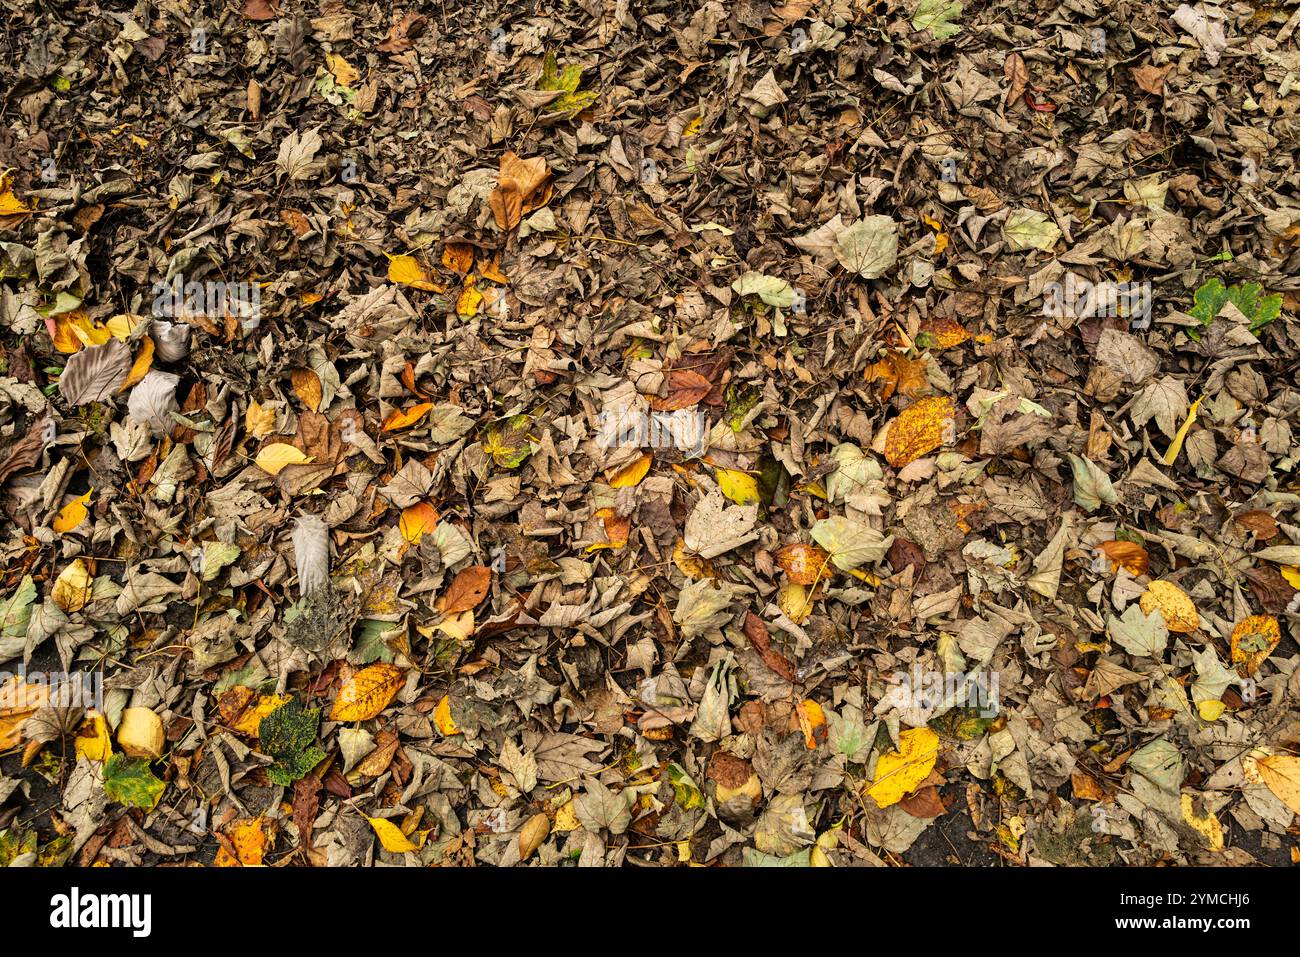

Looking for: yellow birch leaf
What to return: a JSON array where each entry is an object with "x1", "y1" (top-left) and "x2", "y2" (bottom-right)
[
  {"x1": 53, "y1": 488, "x2": 93, "y2": 533},
  {"x1": 387, "y1": 254, "x2": 442, "y2": 291},
  {"x1": 330, "y1": 663, "x2": 405, "y2": 722},
  {"x1": 608, "y1": 452, "x2": 652, "y2": 489},
  {"x1": 366, "y1": 816, "x2": 424, "y2": 853},
  {"x1": 883, "y1": 396, "x2": 956, "y2": 467},
  {"x1": 866, "y1": 727, "x2": 940, "y2": 808},
  {"x1": 74, "y1": 711, "x2": 113, "y2": 762},
  {"x1": 716, "y1": 468, "x2": 761, "y2": 505},
  {"x1": 1282, "y1": 565, "x2": 1300, "y2": 590},
  {"x1": 1197, "y1": 699, "x2": 1225, "y2": 722},
  {"x1": 52, "y1": 559, "x2": 93, "y2": 613},
  {"x1": 105, "y1": 314, "x2": 143, "y2": 340},
  {"x1": 1180, "y1": 794, "x2": 1224, "y2": 851},
  {"x1": 255, "y1": 443, "x2": 313, "y2": 476},
  {"x1": 433, "y1": 695, "x2": 460, "y2": 735},
  {"x1": 1163, "y1": 396, "x2": 1203, "y2": 466},
  {"x1": 456, "y1": 284, "x2": 483, "y2": 317},
  {"x1": 1254, "y1": 754, "x2": 1300, "y2": 815},
  {"x1": 121, "y1": 337, "x2": 154, "y2": 390},
  {"x1": 245, "y1": 401, "x2": 277, "y2": 438}
]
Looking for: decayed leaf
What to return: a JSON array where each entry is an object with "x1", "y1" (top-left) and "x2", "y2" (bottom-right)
[
  {"x1": 1002, "y1": 208, "x2": 1060, "y2": 251},
  {"x1": 1230, "y1": 615, "x2": 1280, "y2": 677},
  {"x1": 51, "y1": 559, "x2": 93, "y2": 613},
  {"x1": 331, "y1": 664, "x2": 405, "y2": 721},
  {"x1": 776, "y1": 543, "x2": 833, "y2": 584},
  {"x1": 884, "y1": 396, "x2": 956, "y2": 467},
  {"x1": 1107, "y1": 604, "x2": 1168, "y2": 659}
]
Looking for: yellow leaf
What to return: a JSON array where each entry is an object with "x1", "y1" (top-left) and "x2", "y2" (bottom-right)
[
  {"x1": 121, "y1": 337, "x2": 154, "y2": 390},
  {"x1": 1139, "y1": 580, "x2": 1200, "y2": 634},
  {"x1": 433, "y1": 695, "x2": 460, "y2": 735},
  {"x1": 74, "y1": 711, "x2": 112, "y2": 762},
  {"x1": 381, "y1": 402, "x2": 433, "y2": 432},
  {"x1": 0, "y1": 172, "x2": 36, "y2": 217},
  {"x1": 866, "y1": 727, "x2": 939, "y2": 808},
  {"x1": 552, "y1": 800, "x2": 580, "y2": 832},
  {"x1": 326, "y1": 53, "x2": 359, "y2": 88},
  {"x1": 1282, "y1": 565, "x2": 1300, "y2": 590},
  {"x1": 105, "y1": 314, "x2": 143, "y2": 340},
  {"x1": 1254, "y1": 754, "x2": 1300, "y2": 815},
  {"x1": 330, "y1": 664, "x2": 405, "y2": 722},
  {"x1": 231, "y1": 693, "x2": 292, "y2": 738},
  {"x1": 245, "y1": 401, "x2": 277, "y2": 439},
  {"x1": 797, "y1": 699, "x2": 826, "y2": 750},
  {"x1": 778, "y1": 581, "x2": 813, "y2": 624},
  {"x1": 290, "y1": 368, "x2": 323, "y2": 412},
  {"x1": 52, "y1": 559, "x2": 93, "y2": 613},
  {"x1": 607, "y1": 452, "x2": 652, "y2": 489},
  {"x1": 255, "y1": 443, "x2": 313, "y2": 476},
  {"x1": 52, "y1": 488, "x2": 93, "y2": 534},
  {"x1": 366, "y1": 815, "x2": 424, "y2": 853},
  {"x1": 1197, "y1": 699, "x2": 1225, "y2": 722},
  {"x1": 1180, "y1": 794, "x2": 1224, "y2": 851},
  {"x1": 216, "y1": 816, "x2": 269, "y2": 866},
  {"x1": 716, "y1": 468, "x2": 761, "y2": 505},
  {"x1": 399, "y1": 501, "x2": 439, "y2": 543},
  {"x1": 1163, "y1": 396, "x2": 1203, "y2": 466},
  {"x1": 456, "y1": 285, "x2": 483, "y2": 317},
  {"x1": 435, "y1": 610, "x2": 475, "y2": 641},
  {"x1": 883, "y1": 396, "x2": 956, "y2": 467},
  {"x1": 387, "y1": 254, "x2": 442, "y2": 291},
  {"x1": 1230, "y1": 615, "x2": 1280, "y2": 677}
]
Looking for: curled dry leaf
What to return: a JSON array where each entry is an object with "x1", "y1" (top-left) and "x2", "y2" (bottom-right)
[
  {"x1": 292, "y1": 514, "x2": 330, "y2": 598},
  {"x1": 1096, "y1": 540, "x2": 1150, "y2": 577},
  {"x1": 127, "y1": 369, "x2": 180, "y2": 436}
]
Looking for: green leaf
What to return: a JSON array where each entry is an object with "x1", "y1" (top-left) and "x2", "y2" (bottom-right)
[
  {"x1": 258, "y1": 699, "x2": 326, "y2": 786},
  {"x1": 538, "y1": 51, "x2": 599, "y2": 114},
  {"x1": 482, "y1": 414, "x2": 534, "y2": 469},
  {"x1": 731, "y1": 272, "x2": 795, "y2": 308},
  {"x1": 911, "y1": 0, "x2": 963, "y2": 40},
  {"x1": 810, "y1": 516, "x2": 893, "y2": 570},
  {"x1": 1189, "y1": 278, "x2": 1283, "y2": 336},
  {"x1": 1066, "y1": 453, "x2": 1117, "y2": 513},
  {"x1": 103, "y1": 754, "x2": 167, "y2": 810},
  {"x1": 0, "y1": 575, "x2": 37, "y2": 640}
]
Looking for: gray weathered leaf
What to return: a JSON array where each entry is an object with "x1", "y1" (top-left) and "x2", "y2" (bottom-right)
[{"x1": 59, "y1": 339, "x2": 131, "y2": 406}]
